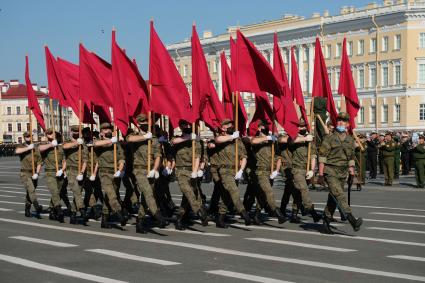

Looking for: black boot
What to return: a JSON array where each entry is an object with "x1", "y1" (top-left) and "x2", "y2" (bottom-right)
[
  {"x1": 322, "y1": 215, "x2": 334, "y2": 234},
  {"x1": 299, "y1": 204, "x2": 307, "y2": 216},
  {"x1": 241, "y1": 210, "x2": 251, "y2": 226},
  {"x1": 252, "y1": 210, "x2": 262, "y2": 225},
  {"x1": 290, "y1": 209, "x2": 301, "y2": 223},
  {"x1": 309, "y1": 206, "x2": 321, "y2": 223},
  {"x1": 117, "y1": 210, "x2": 128, "y2": 227},
  {"x1": 347, "y1": 213, "x2": 363, "y2": 232},
  {"x1": 154, "y1": 211, "x2": 166, "y2": 228},
  {"x1": 274, "y1": 208, "x2": 287, "y2": 224},
  {"x1": 136, "y1": 217, "x2": 148, "y2": 234},
  {"x1": 33, "y1": 201, "x2": 43, "y2": 217},
  {"x1": 79, "y1": 208, "x2": 88, "y2": 223},
  {"x1": 24, "y1": 204, "x2": 31, "y2": 217},
  {"x1": 101, "y1": 214, "x2": 112, "y2": 229},
  {"x1": 175, "y1": 213, "x2": 184, "y2": 230},
  {"x1": 198, "y1": 206, "x2": 208, "y2": 226},
  {"x1": 56, "y1": 206, "x2": 64, "y2": 223},
  {"x1": 70, "y1": 212, "x2": 77, "y2": 224},
  {"x1": 216, "y1": 214, "x2": 228, "y2": 228},
  {"x1": 49, "y1": 208, "x2": 57, "y2": 220}
]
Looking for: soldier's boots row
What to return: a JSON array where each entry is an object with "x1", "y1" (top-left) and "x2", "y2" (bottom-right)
[
  {"x1": 274, "y1": 208, "x2": 287, "y2": 224},
  {"x1": 216, "y1": 214, "x2": 228, "y2": 228},
  {"x1": 252, "y1": 210, "x2": 262, "y2": 226},
  {"x1": 322, "y1": 213, "x2": 362, "y2": 234},
  {"x1": 25, "y1": 202, "x2": 43, "y2": 218}
]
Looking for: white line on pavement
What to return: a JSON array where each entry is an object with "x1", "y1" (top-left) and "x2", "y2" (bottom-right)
[
  {"x1": 86, "y1": 249, "x2": 180, "y2": 266},
  {"x1": 0, "y1": 208, "x2": 14, "y2": 211},
  {"x1": 0, "y1": 200, "x2": 25, "y2": 205},
  {"x1": 0, "y1": 253, "x2": 127, "y2": 283},
  {"x1": 0, "y1": 186, "x2": 50, "y2": 192},
  {"x1": 9, "y1": 236, "x2": 78, "y2": 247},
  {"x1": 246, "y1": 238, "x2": 356, "y2": 252},
  {"x1": 367, "y1": 227, "x2": 425, "y2": 235},
  {"x1": 0, "y1": 194, "x2": 17, "y2": 198},
  {"x1": 1, "y1": 218, "x2": 425, "y2": 282},
  {"x1": 370, "y1": 212, "x2": 425, "y2": 218},
  {"x1": 334, "y1": 216, "x2": 425, "y2": 226},
  {"x1": 0, "y1": 190, "x2": 52, "y2": 197},
  {"x1": 317, "y1": 203, "x2": 425, "y2": 212},
  {"x1": 205, "y1": 270, "x2": 294, "y2": 283},
  {"x1": 152, "y1": 228, "x2": 230, "y2": 237},
  {"x1": 387, "y1": 255, "x2": 425, "y2": 262}
]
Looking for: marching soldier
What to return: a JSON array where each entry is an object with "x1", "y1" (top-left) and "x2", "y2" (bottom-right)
[
  {"x1": 401, "y1": 134, "x2": 412, "y2": 175},
  {"x1": 367, "y1": 132, "x2": 379, "y2": 179},
  {"x1": 317, "y1": 112, "x2": 362, "y2": 234},
  {"x1": 38, "y1": 129, "x2": 66, "y2": 222},
  {"x1": 413, "y1": 135, "x2": 425, "y2": 189},
  {"x1": 93, "y1": 122, "x2": 127, "y2": 228},
  {"x1": 380, "y1": 132, "x2": 396, "y2": 186},
  {"x1": 355, "y1": 134, "x2": 367, "y2": 185},
  {"x1": 63, "y1": 125, "x2": 88, "y2": 224},
  {"x1": 126, "y1": 114, "x2": 166, "y2": 233},
  {"x1": 250, "y1": 120, "x2": 286, "y2": 224},
  {"x1": 15, "y1": 131, "x2": 43, "y2": 218},
  {"x1": 393, "y1": 135, "x2": 401, "y2": 179},
  {"x1": 171, "y1": 120, "x2": 208, "y2": 230}
]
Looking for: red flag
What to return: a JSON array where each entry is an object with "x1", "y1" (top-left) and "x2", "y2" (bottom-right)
[
  {"x1": 312, "y1": 37, "x2": 338, "y2": 126},
  {"x1": 191, "y1": 25, "x2": 225, "y2": 130},
  {"x1": 338, "y1": 38, "x2": 360, "y2": 132},
  {"x1": 248, "y1": 92, "x2": 277, "y2": 136},
  {"x1": 291, "y1": 47, "x2": 310, "y2": 131},
  {"x1": 221, "y1": 50, "x2": 247, "y2": 135},
  {"x1": 149, "y1": 21, "x2": 194, "y2": 123},
  {"x1": 131, "y1": 58, "x2": 150, "y2": 115},
  {"x1": 45, "y1": 46, "x2": 68, "y2": 106},
  {"x1": 234, "y1": 30, "x2": 283, "y2": 97},
  {"x1": 79, "y1": 43, "x2": 113, "y2": 107},
  {"x1": 25, "y1": 56, "x2": 46, "y2": 131}
]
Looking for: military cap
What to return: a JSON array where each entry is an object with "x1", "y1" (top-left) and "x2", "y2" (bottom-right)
[
  {"x1": 220, "y1": 119, "x2": 233, "y2": 126},
  {"x1": 385, "y1": 132, "x2": 392, "y2": 136},
  {"x1": 419, "y1": 135, "x2": 425, "y2": 140},
  {"x1": 100, "y1": 122, "x2": 113, "y2": 130},
  {"x1": 45, "y1": 128, "x2": 54, "y2": 135},
  {"x1": 70, "y1": 125, "x2": 80, "y2": 132},
  {"x1": 136, "y1": 114, "x2": 148, "y2": 124},
  {"x1": 336, "y1": 112, "x2": 350, "y2": 122},
  {"x1": 23, "y1": 131, "x2": 31, "y2": 138}
]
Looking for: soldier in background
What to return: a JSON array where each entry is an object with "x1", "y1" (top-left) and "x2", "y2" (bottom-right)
[
  {"x1": 367, "y1": 132, "x2": 379, "y2": 179},
  {"x1": 355, "y1": 134, "x2": 367, "y2": 185},
  {"x1": 401, "y1": 133, "x2": 412, "y2": 175},
  {"x1": 393, "y1": 135, "x2": 401, "y2": 180},
  {"x1": 380, "y1": 132, "x2": 396, "y2": 186},
  {"x1": 378, "y1": 134, "x2": 385, "y2": 174},
  {"x1": 413, "y1": 135, "x2": 425, "y2": 188},
  {"x1": 15, "y1": 132, "x2": 43, "y2": 218}
]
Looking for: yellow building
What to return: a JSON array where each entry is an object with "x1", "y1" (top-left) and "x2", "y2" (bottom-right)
[{"x1": 167, "y1": 0, "x2": 425, "y2": 134}]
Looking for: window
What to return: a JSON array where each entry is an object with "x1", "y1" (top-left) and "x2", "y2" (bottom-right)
[
  {"x1": 394, "y1": 104, "x2": 400, "y2": 122},
  {"x1": 420, "y1": 104, "x2": 425, "y2": 121},
  {"x1": 382, "y1": 105, "x2": 388, "y2": 123},
  {"x1": 335, "y1": 70, "x2": 340, "y2": 90},
  {"x1": 395, "y1": 65, "x2": 401, "y2": 85},
  {"x1": 358, "y1": 40, "x2": 364, "y2": 55},
  {"x1": 16, "y1": 106, "x2": 21, "y2": 115},
  {"x1": 382, "y1": 36, "x2": 389, "y2": 52},
  {"x1": 370, "y1": 106, "x2": 376, "y2": 123},
  {"x1": 304, "y1": 70, "x2": 309, "y2": 92},
  {"x1": 17, "y1": 123, "x2": 21, "y2": 132},
  {"x1": 420, "y1": 33, "x2": 425, "y2": 48},
  {"x1": 358, "y1": 106, "x2": 365, "y2": 124},
  {"x1": 419, "y1": 63, "x2": 425, "y2": 83},
  {"x1": 358, "y1": 69, "x2": 365, "y2": 88},
  {"x1": 327, "y1": 71, "x2": 332, "y2": 87},
  {"x1": 207, "y1": 62, "x2": 211, "y2": 72},
  {"x1": 7, "y1": 123, "x2": 12, "y2": 132},
  {"x1": 382, "y1": 66, "x2": 389, "y2": 87},
  {"x1": 347, "y1": 41, "x2": 353, "y2": 56},
  {"x1": 213, "y1": 61, "x2": 217, "y2": 74},
  {"x1": 183, "y1": 65, "x2": 188, "y2": 77},
  {"x1": 7, "y1": 107, "x2": 11, "y2": 115},
  {"x1": 370, "y1": 67, "x2": 377, "y2": 87},
  {"x1": 336, "y1": 43, "x2": 342, "y2": 58},
  {"x1": 303, "y1": 48, "x2": 309, "y2": 62},
  {"x1": 325, "y1": 44, "x2": 331, "y2": 59},
  {"x1": 26, "y1": 123, "x2": 30, "y2": 131},
  {"x1": 370, "y1": 38, "x2": 377, "y2": 53},
  {"x1": 25, "y1": 106, "x2": 29, "y2": 115},
  {"x1": 395, "y1": 34, "x2": 401, "y2": 50}
]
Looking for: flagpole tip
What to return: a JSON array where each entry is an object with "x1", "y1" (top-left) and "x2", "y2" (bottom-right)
[
  {"x1": 192, "y1": 20, "x2": 196, "y2": 27},
  {"x1": 112, "y1": 26, "x2": 116, "y2": 31}
]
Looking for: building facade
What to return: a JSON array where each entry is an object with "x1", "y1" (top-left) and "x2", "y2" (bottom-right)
[{"x1": 167, "y1": 0, "x2": 425, "y2": 134}]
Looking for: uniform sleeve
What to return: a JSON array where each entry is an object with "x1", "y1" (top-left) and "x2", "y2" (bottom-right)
[
  {"x1": 117, "y1": 143, "x2": 125, "y2": 165},
  {"x1": 318, "y1": 135, "x2": 332, "y2": 163},
  {"x1": 34, "y1": 148, "x2": 43, "y2": 166},
  {"x1": 195, "y1": 141, "x2": 202, "y2": 159},
  {"x1": 238, "y1": 139, "x2": 247, "y2": 159},
  {"x1": 415, "y1": 145, "x2": 425, "y2": 154},
  {"x1": 152, "y1": 139, "x2": 162, "y2": 159},
  {"x1": 82, "y1": 145, "x2": 89, "y2": 164}
]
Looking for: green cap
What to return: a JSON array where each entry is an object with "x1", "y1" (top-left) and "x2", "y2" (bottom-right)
[
  {"x1": 336, "y1": 112, "x2": 350, "y2": 122},
  {"x1": 136, "y1": 114, "x2": 148, "y2": 124},
  {"x1": 100, "y1": 122, "x2": 113, "y2": 130},
  {"x1": 220, "y1": 119, "x2": 233, "y2": 126}
]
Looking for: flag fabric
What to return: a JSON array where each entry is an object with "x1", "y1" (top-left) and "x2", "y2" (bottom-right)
[
  {"x1": 149, "y1": 21, "x2": 194, "y2": 124},
  {"x1": 191, "y1": 25, "x2": 225, "y2": 130},
  {"x1": 25, "y1": 56, "x2": 46, "y2": 131},
  {"x1": 338, "y1": 37, "x2": 360, "y2": 132},
  {"x1": 248, "y1": 91, "x2": 277, "y2": 136},
  {"x1": 221, "y1": 50, "x2": 247, "y2": 135},
  {"x1": 131, "y1": 58, "x2": 150, "y2": 115},
  {"x1": 291, "y1": 46, "x2": 310, "y2": 131},
  {"x1": 312, "y1": 37, "x2": 338, "y2": 126},
  {"x1": 45, "y1": 46, "x2": 68, "y2": 105}
]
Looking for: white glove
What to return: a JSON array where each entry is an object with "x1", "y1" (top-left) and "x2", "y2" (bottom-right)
[
  {"x1": 197, "y1": 170, "x2": 204, "y2": 178},
  {"x1": 305, "y1": 134, "x2": 313, "y2": 142},
  {"x1": 306, "y1": 170, "x2": 314, "y2": 180},
  {"x1": 77, "y1": 138, "x2": 84, "y2": 145},
  {"x1": 110, "y1": 136, "x2": 118, "y2": 144},
  {"x1": 143, "y1": 132, "x2": 153, "y2": 140},
  {"x1": 27, "y1": 143, "x2": 34, "y2": 150},
  {"x1": 231, "y1": 131, "x2": 240, "y2": 140},
  {"x1": 56, "y1": 169, "x2": 63, "y2": 177},
  {"x1": 266, "y1": 135, "x2": 277, "y2": 142},
  {"x1": 234, "y1": 169, "x2": 244, "y2": 180},
  {"x1": 89, "y1": 175, "x2": 96, "y2": 181},
  {"x1": 114, "y1": 170, "x2": 122, "y2": 178},
  {"x1": 270, "y1": 170, "x2": 279, "y2": 180},
  {"x1": 76, "y1": 174, "x2": 84, "y2": 181},
  {"x1": 147, "y1": 169, "x2": 159, "y2": 179},
  {"x1": 51, "y1": 140, "x2": 58, "y2": 147},
  {"x1": 190, "y1": 133, "x2": 197, "y2": 141},
  {"x1": 32, "y1": 173, "x2": 38, "y2": 180},
  {"x1": 191, "y1": 171, "x2": 198, "y2": 179}
]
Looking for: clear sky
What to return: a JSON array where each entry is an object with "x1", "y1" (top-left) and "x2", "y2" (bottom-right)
[{"x1": 0, "y1": 0, "x2": 374, "y2": 85}]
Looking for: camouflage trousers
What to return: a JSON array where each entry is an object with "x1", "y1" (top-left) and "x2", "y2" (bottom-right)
[
  {"x1": 98, "y1": 170, "x2": 122, "y2": 214},
  {"x1": 66, "y1": 170, "x2": 85, "y2": 212},
  {"x1": 254, "y1": 171, "x2": 278, "y2": 211},
  {"x1": 175, "y1": 169, "x2": 202, "y2": 215},
  {"x1": 292, "y1": 168, "x2": 313, "y2": 210},
  {"x1": 45, "y1": 171, "x2": 64, "y2": 207},
  {"x1": 20, "y1": 171, "x2": 38, "y2": 206},
  {"x1": 217, "y1": 168, "x2": 244, "y2": 215},
  {"x1": 281, "y1": 168, "x2": 301, "y2": 211},
  {"x1": 134, "y1": 168, "x2": 158, "y2": 218},
  {"x1": 324, "y1": 174, "x2": 352, "y2": 217},
  {"x1": 383, "y1": 157, "x2": 394, "y2": 185}
]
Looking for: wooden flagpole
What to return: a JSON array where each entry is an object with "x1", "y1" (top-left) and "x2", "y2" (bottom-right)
[
  {"x1": 78, "y1": 99, "x2": 83, "y2": 173},
  {"x1": 90, "y1": 104, "x2": 94, "y2": 176},
  {"x1": 234, "y1": 91, "x2": 239, "y2": 174},
  {"x1": 147, "y1": 83, "x2": 152, "y2": 172},
  {"x1": 49, "y1": 98, "x2": 59, "y2": 172},
  {"x1": 29, "y1": 110, "x2": 35, "y2": 175}
]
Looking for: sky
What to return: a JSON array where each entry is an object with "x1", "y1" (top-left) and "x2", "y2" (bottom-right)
[{"x1": 0, "y1": 0, "x2": 374, "y2": 85}]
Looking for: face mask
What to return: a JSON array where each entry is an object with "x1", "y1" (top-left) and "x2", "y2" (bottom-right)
[
  {"x1": 104, "y1": 132, "x2": 112, "y2": 139},
  {"x1": 139, "y1": 124, "x2": 149, "y2": 133},
  {"x1": 182, "y1": 128, "x2": 192, "y2": 135},
  {"x1": 299, "y1": 129, "x2": 307, "y2": 135},
  {"x1": 335, "y1": 126, "x2": 346, "y2": 133},
  {"x1": 25, "y1": 140, "x2": 31, "y2": 145},
  {"x1": 226, "y1": 127, "x2": 235, "y2": 135},
  {"x1": 261, "y1": 128, "x2": 269, "y2": 135}
]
